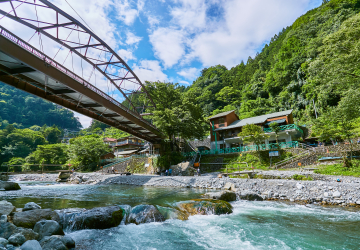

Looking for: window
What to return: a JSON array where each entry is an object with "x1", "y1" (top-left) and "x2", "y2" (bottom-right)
[{"x1": 218, "y1": 117, "x2": 225, "y2": 127}]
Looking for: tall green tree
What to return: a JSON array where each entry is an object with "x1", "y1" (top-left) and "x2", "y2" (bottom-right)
[
  {"x1": 145, "y1": 81, "x2": 207, "y2": 149},
  {"x1": 67, "y1": 136, "x2": 112, "y2": 171},
  {"x1": 238, "y1": 124, "x2": 269, "y2": 150}
]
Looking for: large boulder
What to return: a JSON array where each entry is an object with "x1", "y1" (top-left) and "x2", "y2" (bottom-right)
[
  {"x1": 13, "y1": 209, "x2": 60, "y2": 229},
  {"x1": 40, "y1": 235, "x2": 75, "y2": 250},
  {"x1": 33, "y1": 220, "x2": 64, "y2": 240},
  {"x1": 0, "y1": 238, "x2": 8, "y2": 247},
  {"x1": 127, "y1": 205, "x2": 165, "y2": 225},
  {"x1": 8, "y1": 233, "x2": 26, "y2": 246},
  {"x1": 179, "y1": 199, "x2": 233, "y2": 216},
  {"x1": 23, "y1": 202, "x2": 41, "y2": 212},
  {"x1": 203, "y1": 191, "x2": 236, "y2": 202},
  {"x1": 0, "y1": 181, "x2": 21, "y2": 191},
  {"x1": 57, "y1": 206, "x2": 123, "y2": 230},
  {"x1": 14, "y1": 228, "x2": 39, "y2": 241},
  {"x1": 20, "y1": 240, "x2": 42, "y2": 250},
  {"x1": 170, "y1": 162, "x2": 195, "y2": 176},
  {"x1": 0, "y1": 222, "x2": 17, "y2": 239},
  {"x1": 238, "y1": 192, "x2": 264, "y2": 201},
  {"x1": 0, "y1": 200, "x2": 16, "y2": 216}
]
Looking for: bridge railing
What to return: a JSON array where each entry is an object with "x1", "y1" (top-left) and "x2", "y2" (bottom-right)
[{"x1": 0, "y1": 26, "x2": 159, "y2": 132}]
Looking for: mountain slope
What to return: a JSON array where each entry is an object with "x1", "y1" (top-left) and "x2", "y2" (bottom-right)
[
  {"x1": 186, "y1": 0, "x2": 360, "y2": 123},
  {"x1": 0, "y1": 82, "x2": 82, "y2": 129}
]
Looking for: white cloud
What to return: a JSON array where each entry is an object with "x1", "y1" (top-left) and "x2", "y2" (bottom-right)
[
  {"x1": 133, "y1": 60, "x2": 168, "y2": 82},
  {"x1": 177, "y1": 67, "x2": 199, "y2": 80},
  {"x1": 146, "y1": 14, "x2": 160, "y2": 27},
  {"x1": 170, "y1": 0, "x2": 207, "y2": 31},
  {"x1": 149, "y1": 27, "x2": 185, "y2": 68},
  {"x1": 117, "y1": 49, "x2": 136, "y2": 62},
  {"x1": 179, "y1": 80, "x2": 190, "y2": 85},
  {"x1": 148, "y1": 0, "x2": 319, "y2": 68},
  {"x1": 126, "y1": 31, "x2": 142, "y2": 45},
  {"x1": 115, "y1": 0, "x2": 142, "y2": 25}
]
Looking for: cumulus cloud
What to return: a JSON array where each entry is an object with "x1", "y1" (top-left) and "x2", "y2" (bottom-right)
[
  {"x1": 149, "y1": 27, "x2": 186, "y2": 68},
  {"x1": 177, "y1": 67, "x2": 200, "y2": 80},
  {"x1": 115, "y1": 0, "x2": 143, "y2": 25},
  {"x1": 117, "y1": 49, "x2": 136, "y2": 62},
  {"x1": 148, "y1": 0, "x2": 320, "y2": 69},
  {"x1": 132, "y1": 60, "x2": 168, "y2": 82},
  {"x1": 125, "y1": 31, "x2": 142, "y2": 45}
]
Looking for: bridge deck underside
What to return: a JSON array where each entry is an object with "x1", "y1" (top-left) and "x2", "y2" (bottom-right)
[{"x1": 0, "y1": 36, "x2": 162, "y2": 142}]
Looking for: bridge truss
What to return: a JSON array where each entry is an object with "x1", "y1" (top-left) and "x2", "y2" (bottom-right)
[{"x1": 0, "y1": 0, "x2": 163, "y2": 142}]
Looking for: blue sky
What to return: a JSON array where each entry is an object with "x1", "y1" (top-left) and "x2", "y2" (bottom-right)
[
  {"x1": 91, "y1": 0, "x2": 323, "y2": 85},
  {"x1": 0, "y1": 0, "x2": 323, "y2": 127}
]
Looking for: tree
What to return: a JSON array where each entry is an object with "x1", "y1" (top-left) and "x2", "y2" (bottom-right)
[
  {"x1": 145, "y1": 82, "x2": 207, "y2": 149},
  {"x1": 238, "y1": 124, "x2": 269, "y2": 150},
  {"x1": 27, "y1": 144, "x2": 68, "y2": 165},
  {"x1": 67, "y1": 136, "x2": 112, "y2": 171},
  {"x1": 44, "y1": 125, "x2": 61, "y2": 144},
  {"x1": 269, "y1": 122, "x2": 281, "y2": 144},
  {"x1": 313, "y1": 89, "x2": 360, "y2": 159}
]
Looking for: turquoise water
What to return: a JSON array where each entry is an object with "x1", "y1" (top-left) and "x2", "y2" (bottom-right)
[{"x1": 2, "y1": 182, "x2": 360, "y2": 249}]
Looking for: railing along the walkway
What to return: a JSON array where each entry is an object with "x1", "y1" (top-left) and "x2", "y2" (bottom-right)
[
  {"x1": 182, "y1": 141, "x2": 299, "y2": 157},
  {"x1": 263, "y1": 124, "x2": 303, "y2": 134}
]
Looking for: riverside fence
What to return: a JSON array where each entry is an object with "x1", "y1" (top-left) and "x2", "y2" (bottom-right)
[{"x1": 182, "y1": 141, "x2": 299, "y2": 158}]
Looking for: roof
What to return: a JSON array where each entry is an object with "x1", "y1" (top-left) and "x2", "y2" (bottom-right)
[
  {"x1": 215, "y1": 110, "x2": 293, "y2": 131},
  {"x1": 104, "y1": 138, "x2": 117, "y2": 142},
  {"x1": 116, "y1": 149, "x2": 139, "y2": 155},
  {"x1": 209, "y1": 110, "x2": 236, "y2": 120}
]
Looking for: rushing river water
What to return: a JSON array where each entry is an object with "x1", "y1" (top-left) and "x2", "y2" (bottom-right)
[{"x1": 2, "y1": 182, "x2": 360, "y2": 249}]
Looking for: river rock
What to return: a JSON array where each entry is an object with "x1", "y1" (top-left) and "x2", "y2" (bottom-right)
[
  {"x1": 223, "y1": 182, "x2": 236, "y2": 191},
  {"x1": 127, "y1": 205, "x2": 165, "y2": 225},
  {"x1": 0, "y1": 238, "x2": 8, "y2": 247},
  {"x1": 33, "y1": 220, "x2": 64, "y2": 240},
  {"x1": 23, "y1": 202, "x2": 41, "y2": 212},
  {"x1": 0, "y1": 181, "x2": 21, "y2": 191},
  {"x1": 0, "y1": 222, "x2": 17, "y2": 239},
  {"x1": 0, "y1": 200, "x2": 15, "y2": 216},
  {"x1": 179, "y1": 199, "x2": 233, "y2": 215},
  {"x1": 8, "y1": 233, "x2": 26, "y2": 246},
  {"x1": 13, "y1": 209, "x2": 60, "y2": 229},
  {"x1": 14, "y1": 228, "x2": 39, "y2": 241},
  {"x1": 40, "y1": 235, "x2": 75, "y2": 250},
  {"x1": 203, "y1": 191, "x2": 236, "y2": 202},
  {"x1": 40, "y1": 236, "x2": 67, "y2": 250},
  {"x1": 60, "y1": 236, "x2": 75, "y2": 249},
  {"x1": 333, "y1": 191, "x2": 341, "y2": 198},
  {"x1": 0, "y1": 215, "x2": 7, "y2": 223},
  {"x1": 171, "y1": 162, "x2": 195, "y2": 176},
  {"x1": 20, "y1": 240, "x2": 42, "y2": 250},
  {"x1": 58, "y1": 206, "x2": 124, "y2": 230},
  {"x1": 238, "y1": 192, "x2": 264, "y2": 201}
]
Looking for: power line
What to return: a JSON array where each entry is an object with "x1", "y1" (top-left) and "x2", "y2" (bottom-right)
[{"x1": 63, "y1": 0, "x2": 95, "y2": 33}]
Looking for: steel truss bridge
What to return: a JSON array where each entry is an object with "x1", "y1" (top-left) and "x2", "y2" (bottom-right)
[{"x1": 0, "y1": 0, "x2": 163, "y2": 143}]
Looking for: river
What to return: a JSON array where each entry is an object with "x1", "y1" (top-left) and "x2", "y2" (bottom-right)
[{"x1": 2, "y1": 181, "x2": 360, "y2": 249}]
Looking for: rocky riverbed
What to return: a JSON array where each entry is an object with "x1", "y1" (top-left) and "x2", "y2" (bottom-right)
[
  {"x1": 96, "y1": 174, "x2": 360, "y2": 207},
  {"x1": 8, "y1": 170, "x2": 360, "y2": 208}
]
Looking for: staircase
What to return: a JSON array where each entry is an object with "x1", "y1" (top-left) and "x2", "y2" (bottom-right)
[{"x1": 99, "y1": 156, "x2": 147, "y2": 173}]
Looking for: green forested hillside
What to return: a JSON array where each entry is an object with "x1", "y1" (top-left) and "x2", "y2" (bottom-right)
[
  {"x1": 186, "y1": 0, "x2": 360, "y2": 123},
  {"x1": 0, "y1": 82, "x2": 82, "y2": 129}
]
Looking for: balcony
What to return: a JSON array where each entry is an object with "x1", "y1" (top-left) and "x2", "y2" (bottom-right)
[
  {"x1": 116, "y1": 140, "x2": 145, "y2": 146},
  {"x1": 263, "y1": 124, "x2": 303, "y2": 134}
]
